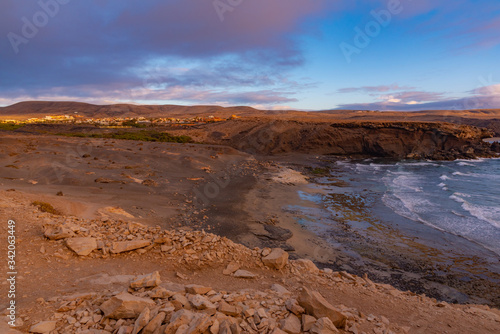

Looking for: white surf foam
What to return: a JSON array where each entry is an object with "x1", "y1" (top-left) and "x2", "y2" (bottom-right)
[{"x1": 461, "y1": 201, "x2": 500, "y2": 229}]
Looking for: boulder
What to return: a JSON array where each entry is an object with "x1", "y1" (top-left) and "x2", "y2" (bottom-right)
[
  {"x1": 154, "y1": 236, "x2": 172, "y2": 244},
  {"x1": 44, "y1": 225, "x2": 74, "y2": 240},
  {"x1": 185, "y1": 284, "x2": 212, "y2": 295},
  {"x1": 285, "y1": 298, "x2": 305, "y2": 315},
  {"x1": 261, "y1": 248, "x2": 272, "y2": 257},
  {"x1": 310, "y1": 317, "x2": 339, "y2": 334},
  {"x1": 29, "y1": 321, "x2": 57, "y2": 333},
  {"x1": 99, "y1": 292, "x2": 155, "y2": 319},
  {"x1": 164, "y1": 309, "x2": 195, "y2": 333},
  {"x1": 223, "y1": 262, "x2": 240, "y2": 275},
  {"x1": 218, "y1": 320, "x2": 232, "y2": 334},
  {"x1": 262, "y1": 248, "x2": 289, "y2": 270},
  {"x1": 141, "y1": 312, "x2": 166, "y2": 334},
  {"x1": 188, "y1": 294, "x2": 217, "y2": 313},
  {"x1": 65, "y1": 237, "x2": 97, "y2": 256},
  {"x1": 302, "y1": 314, "x2": 317, "y2": 331},
  {"x1": 150, "y1": 286, "x2": 174, "y2": 299},
  {"x1": 218, "y1": 301, "x2": 242, "y2": 317},
  {"x1": 298, "y1": 287, "x2": 346, "y2": 329},
  {"x1": 132, "y1": 307, "x2": 150, "y2": 334},
  {"x1": 210, "y1": 319, "x2": 220, "y2": 334},
  {"x1": 294, "y1": 259, "x2": 320, "y2": 274},
  {"x1": 110, "y1": 240, "x2": 151, "y2": 254},
  {"x1": 171, "y1": 293, "x2": 191, "y2": 310},
  {"x1": 130, "y1": 271, "x2": 161, "y2": 289},
  {"x1": 280, "y1": 314, "x2": 301, "y2": 334},
  {"x1": 164, "y1": 309, "x2": 213, "y2": 334},
  {"x1": 185, "y1": 313, "x2": 213, "y2": 333}
]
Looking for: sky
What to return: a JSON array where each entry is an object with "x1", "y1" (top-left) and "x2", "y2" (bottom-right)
[{"x1": 1, "y1": 0, "x2": 500, "y2": 111}]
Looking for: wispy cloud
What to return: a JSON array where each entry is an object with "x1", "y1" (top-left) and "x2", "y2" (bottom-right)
[
  {"x1": 337, "y1": 84, "x2": 500, "y2": 111},
  {"x1": 337, "y1": 84, "x2": 415, "y2": 94}
]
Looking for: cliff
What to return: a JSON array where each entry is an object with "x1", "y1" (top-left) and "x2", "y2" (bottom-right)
[{"x1": 177, "y1": 119, "x2": 497, "y2": 160}]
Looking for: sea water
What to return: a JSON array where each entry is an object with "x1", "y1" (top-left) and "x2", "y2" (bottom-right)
[{"x1": 331, "y1": 158, "x2": 500, "y2": 257}]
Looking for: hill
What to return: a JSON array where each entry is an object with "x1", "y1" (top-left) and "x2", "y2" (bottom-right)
[{"x1": 1, "y1": 101, "x2": 500, "y2": 135}]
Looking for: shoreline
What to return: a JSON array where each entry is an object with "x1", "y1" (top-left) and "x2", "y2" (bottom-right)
[
  {"x1": 191, "y1": 153, "x2": 500, "y2": 308},
  {"x1": 261, "y1": 156, "x2": 500, "y2": 307}
]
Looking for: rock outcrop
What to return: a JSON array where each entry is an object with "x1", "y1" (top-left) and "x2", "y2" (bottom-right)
[{"x1": 194, "y1": 119, "x2": 498, "y2": 160}]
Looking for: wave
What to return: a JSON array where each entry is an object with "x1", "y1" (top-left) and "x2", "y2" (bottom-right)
[
  {"x1": 449, "y1": 193, "x2": 500, "y2": 229},
  {"x1": 455, "y1": 158, "x2": 488, "y2": 163},
  {"x1": 462, "y1": 201, "x2": 500, "y2": 229},
  {"x1": 451, "y1": 171, "x2": 500, "y2": 180},
  {"x1": 440, "y1": 174, "x2": 450, "y2": 181},
  {"x1": 397, "y1": 161, "x2": 439, "y2": 167},
  {"x1": 452, "y1": 171, "x2": 471, "y2": 176},
  {"x1": 381, "y1": 193, "x2": 445, "y2": 232}
]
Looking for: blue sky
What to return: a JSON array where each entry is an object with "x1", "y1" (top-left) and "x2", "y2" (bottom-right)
[{"x1": 1, "y1": 0, "x2": 499, "y2": 110}]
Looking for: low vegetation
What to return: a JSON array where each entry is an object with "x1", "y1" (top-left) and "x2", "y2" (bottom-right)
[
  {"x1": 121, "y1": 119, "x2": 148, "y2": 128},
  {"x1": 309, "y1": 167, "x2": 330, "y2": 175},
  {"x1": 57, "y1": 130, "x2": 193, "y2": 143},
  {"x1": 31, "y1": 201, "x2": 61, "y2": 215},
  {"x1": 0, "y1": 122, "x2": 24, "y2": 131}
]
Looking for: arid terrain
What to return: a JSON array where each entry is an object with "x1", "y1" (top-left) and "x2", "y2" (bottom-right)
[
  {"x1": 2, "y1": 102, "x2": 500, "y2": 138},
  {"x1": 1, "y1": 102, "x2": 500, "y2": 333}
]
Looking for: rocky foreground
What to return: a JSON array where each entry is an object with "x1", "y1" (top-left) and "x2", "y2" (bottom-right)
[{"x1": 3, "y1": 210, "x2": 500, "y2": 334}]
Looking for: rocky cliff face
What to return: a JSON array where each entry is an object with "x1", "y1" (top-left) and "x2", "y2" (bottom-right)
[{"x1": 195, "y1": 120, "x2": 497, "y2": 160}]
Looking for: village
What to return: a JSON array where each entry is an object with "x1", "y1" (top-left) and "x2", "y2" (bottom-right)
[{"x1": 0, "y1": 114, "x2": 238, "y2": 127}]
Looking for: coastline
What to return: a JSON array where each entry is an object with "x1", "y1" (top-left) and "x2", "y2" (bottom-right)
[
  {"x1": 2, "y1": 132, "x2": 500, "y2": 332},
  {"x1": 249, "y1": 156, "x2": 500, "y2": 307},
  {"x1": 194, "y1": 152, "x2": 500, "y2": 307}
]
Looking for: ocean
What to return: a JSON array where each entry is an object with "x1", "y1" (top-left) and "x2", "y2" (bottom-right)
[
  {"x1": 335, "y1": 158, "x2": 500, "y2": 256},
  {"x1": 292, "y1": 157, "x2": 500, "y2": 304}
]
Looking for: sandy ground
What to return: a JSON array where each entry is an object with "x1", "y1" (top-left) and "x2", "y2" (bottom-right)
[{"x1": 1, "y1": 133, "x2": 500, "y2": 333}]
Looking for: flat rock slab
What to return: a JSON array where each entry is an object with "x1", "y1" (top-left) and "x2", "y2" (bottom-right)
[
  {"x1": 233, "y1": 270, "x2": 257, "y2": 279},
  {"x1": 66, "y1": 237, "x2": 98, "y2": 256},
  {"x1": 29, "y1": 321, "x2": 57, "y2": 333},
  {"x1": 110, "y1": 240, "x2": 151, "y2": 254},
  {"x1": 185, "y1": 284, "x2": 212, "y2": 295}
]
